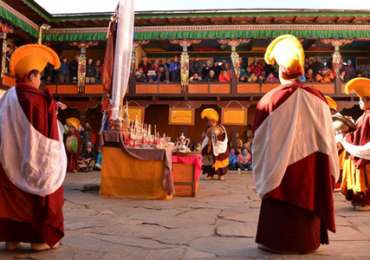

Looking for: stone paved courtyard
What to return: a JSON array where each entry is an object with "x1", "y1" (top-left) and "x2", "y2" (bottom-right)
[{"x1": 1, "y1": 172, "x2": 370, "y2": 259}]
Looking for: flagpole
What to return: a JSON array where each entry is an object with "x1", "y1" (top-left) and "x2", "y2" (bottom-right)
[{"x1": 111, "y1": 0, "x2": 135, "y2": 121}]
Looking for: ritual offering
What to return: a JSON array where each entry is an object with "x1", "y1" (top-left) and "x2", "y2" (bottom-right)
[{"x1": 175, "y1": 133, "x2": 191, "y2": 153}]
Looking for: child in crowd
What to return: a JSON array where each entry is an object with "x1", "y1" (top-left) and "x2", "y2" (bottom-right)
[
  {"x1": 228, "y1": 148, "x2": 238, "y2": 170},
  {"x1": 238, "y1": 148, "x2": 252, "y2": 171}
]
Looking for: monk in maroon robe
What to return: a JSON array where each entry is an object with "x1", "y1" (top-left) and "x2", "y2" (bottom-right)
[
  {"x1": 253, "y1": 35, "x2": 338, "y2": 254},
  {"x1": 0, "y1": 44, "x2": 66, "y2": 251},
  {"x1": 341, "y1": 78, "x2": 370, "y2": 210}
]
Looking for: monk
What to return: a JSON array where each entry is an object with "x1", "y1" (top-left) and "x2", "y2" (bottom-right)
[
  {"x1": 253, "y1": 35, "x2": 339, "y2": 254},
  {"x1": 332, "y1": 113, "x2": 356, "y2": 190},
  {"x1": 201, "y1": 108, "x2": 229, "y2": 180},
  {"x1": 0, "y1": 44, "x2": 67, "y2": 251},
  {"x1": 339, "y1": 78, "x2": 370, "y2": 211}
]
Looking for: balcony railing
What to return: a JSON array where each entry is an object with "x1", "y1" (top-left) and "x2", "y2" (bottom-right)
[
  {"x1": 1, "y1": 74, "x2": 339, "y2": 97},
  {"x1": 131, "y1": 82, "x2": 337, "y2": 96}
]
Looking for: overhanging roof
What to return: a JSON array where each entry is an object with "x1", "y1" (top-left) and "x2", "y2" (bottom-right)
[{"x1": 1, "y1": 0, "x2": 370, "y2": 42}]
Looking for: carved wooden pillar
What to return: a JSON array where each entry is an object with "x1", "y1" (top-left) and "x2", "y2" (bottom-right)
[
  {"x1": 0, "y1": 23, "x2": 13, "y2": 80},
  {"x1": 170, "y1": 40, "x2": 201, "y2": 89},
  {"x1": 70, "y1": 41, "x2": 99, "y2": 92},
  {"x1": 321, "y1": 39, "x2": 353, "y2": 94},
  {"x1": 218, "y1": 39, "x2": 250, "y2": 80}
]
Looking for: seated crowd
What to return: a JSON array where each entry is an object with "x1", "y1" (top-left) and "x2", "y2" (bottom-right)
[
  {"x1": 134, "y1": 56, "x2": 361, "y2": 84},
  {"x1": 227, "y1": 129, "x2": 254, "y2": 172}
]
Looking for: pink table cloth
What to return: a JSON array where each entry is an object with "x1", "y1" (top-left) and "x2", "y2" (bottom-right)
[{"x1": 172, "y1": 154, "x2": 202, "y2": 181}]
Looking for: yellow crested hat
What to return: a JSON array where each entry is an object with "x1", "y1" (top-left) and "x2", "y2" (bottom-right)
[
  {"x1": 265, "y1": 34, "x2": 305, "y2": 79},
  {"x1": 10, "y1": 44, "x2": 60, "y2": 78},
  {"x1": 201, "y1": 108, "x2": 219, "y2": 122},
  {"x1": 325, "y1": 95, "x2": 337, "y2": 111},
  {"x1": 66, "y1": 117, "x2": 81, "y2": 129},
  {"x1": 344, "y1": 77, "x2": 370, "y2": 98}
]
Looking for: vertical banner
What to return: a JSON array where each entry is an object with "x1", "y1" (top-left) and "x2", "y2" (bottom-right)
[{"x1": 111, "y1": 0, "x2": 135, "y2": 120}]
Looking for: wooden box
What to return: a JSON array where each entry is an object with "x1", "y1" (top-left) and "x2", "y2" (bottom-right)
[{"x1": 173, "y1": 162, "x2": 198, "y2": 197}]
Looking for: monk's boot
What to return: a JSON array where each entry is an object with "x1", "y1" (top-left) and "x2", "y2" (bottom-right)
[{"x1": 5, "y1": 242, "x2": 20, "y2": 251}]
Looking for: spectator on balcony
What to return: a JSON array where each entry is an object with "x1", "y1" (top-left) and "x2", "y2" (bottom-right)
[
  {"x1": 264, "y1": 63, "x2": 276, "y2": 78},
  {"x1": 69, "y1": 55, "x2": 79, "y2": 83},
  {"x1": 248, "y1": 68, "x2": 258, "y2": 83},
  {"x1": 306, "y1": 68, "x2": 315, "y2": 83},
  {"x1": 212, "y1": 61, "x2": 223, "y2": 78},
  {"x1": 138, "y1": 56, "x2": 151, "y2": 76},
  {"x1": 86, "y1": 58, "x2": 96, "y2": 84},
  {"x1": 190, "y1": 58, "x2": 203, "y2": 76},
  {"x1": 151, "y1": 59, "x2": 161, "y2": 72},
  {"x1": 58, "y1": 57, "x2": 70, "y2": 84},
  {"x1": 265, "y1": 72, "x2": 279, "y2": 83},
  {"x1": 190, "y1": 73, "x2": 202, "y2": 82},
  {"x1": 95, "y1": 59, "x2": 102, "y2": 83},
  {"x1": 204, "y1": 69, "x2": 218, "y2": 82},
  {"x1": 201, "y1": 60, "x2": 212, "y2": 80},
  {"x1": 248, "y1": 59, "x2": 264, "y2": 78},
  {"x1": 135, "y1": 67, "x2": 147, "y2": 82},
  {"x1": 239, "y1": 68, "x2": 249, "y2": 82},
  {"x1": 219, "y1": 69, "x2": 231, "y2": 83},
  {"x1": 316, "y1": 67, "x2": 335, "y2": 83},
  {"x1": 156, "y1": 63, "x2": 168, "y2": 82},
  {"x1": 147, "y1": 70, "x2": 157, "y2": 82},
  {"x1": 169, "y1": 56, "x2": 180, "y2": 82},
  {"x1": 310, "y1": 57, "x2": 322, "y2": 75},
  {"x1": 43, "y1": 64, "x2": 54, "y2": 83},
  {"x1": 342, "y1": 59, "x2": 356, "y2": 82}
]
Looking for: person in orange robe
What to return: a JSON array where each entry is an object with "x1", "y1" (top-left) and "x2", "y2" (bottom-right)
[
  {"x1": 0, "y1": 44, "x2": 66, "y2": 251},
  {"x1": 340, "y1": 78, "x2": 370, "y2": 211},
  {"x1": 253, "y1": 35, "x2": 339, "y2": 254}
]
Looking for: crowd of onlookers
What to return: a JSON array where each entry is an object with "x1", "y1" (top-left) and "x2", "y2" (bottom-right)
[
  {"x1": 3, "y1": 41, "x2": 369, "y2": 85},
  {"x1": 227, "y1": 126, "x2": 254, "y2": 172},
  {"x1": 43, "y1": 56, "x2": 103, "y2": 84},
  {"x1": 135, "y1": 56, "x2": 181, "y2": 83},
  {"x1": 62, "y1": 121, "x2": 102, "y2": 173},
  {"x1": 135, "y1": 56, "x2": 369, "y2": 84}
]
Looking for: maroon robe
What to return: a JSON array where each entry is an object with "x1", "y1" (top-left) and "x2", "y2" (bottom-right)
[
  {"x1": 253, "y1": 81, "x2": 336, "y2": 253},
  {"x1": 0, "y1": 83, "x2": 64, "y2": 247},
  {"x1": 344, "y1": 110, "x2": 370, "y2": 205}
]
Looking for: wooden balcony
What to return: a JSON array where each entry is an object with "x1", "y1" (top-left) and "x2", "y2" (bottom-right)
[
  {"x1": 45, "y1": 84, "x2": 103, "y2": 95},
  {"x1": 135, "y1": 83, "x2": 182, "y2": 95},
  {"x1": 0, "y1": 74, "x2": 339, "y2": 99},
  {"x1": 133, "y1": 82, "x2": 337, "y2": 97}
]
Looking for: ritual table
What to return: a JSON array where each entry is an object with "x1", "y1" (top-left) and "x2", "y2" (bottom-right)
[
  {"x1": 100, "y1": 131, "x2": 174, "y2": 200},
  {"x1": 172, "y1": 152, "x2": 202, "y2": 197}
]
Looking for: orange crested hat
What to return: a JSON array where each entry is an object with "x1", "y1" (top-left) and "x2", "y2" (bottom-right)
[
  {"x1": 325, "y1": 95, "x2": 337, "y2": 111},
  {"x1": 10, "y1": 44, "x2": 60, "y2": 78},
  {"x1": 201, "y1": 108, "x2": 219, "y2": 122},
  {"x1": 265, "y1": 34, "x2": 305, "y2": 80},
  {"x1": 344, "y1": 77, "x2": 370, "y2": 98},
  {"x1": 66, "y1": 117, "x2": 81, "y2": 129}
]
